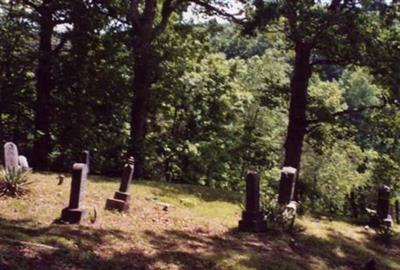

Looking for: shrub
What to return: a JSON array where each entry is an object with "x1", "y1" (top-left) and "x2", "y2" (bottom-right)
[{"x1": 0, "y1": 166, "x2": 32, "y2": 197}]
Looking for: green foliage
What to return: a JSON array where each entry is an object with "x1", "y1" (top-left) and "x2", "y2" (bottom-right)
[
  {"x1": 308, "y1": 76, "x2": 347, "y2": 122},
  {"x1": 371, "y1": 154, "x2": 400, "y2": 195},
  {"x1": 0, "y1": 2, "x2": 35, "y2": 147},
  {"x1": 301, "y1": 140, "x2": 370, "y2": 214},
  {"x1": 341, "y1": 67, "x2": 382, "y2": 108},
  {"x1": 0, "y1": 166, "x2": 32, "y2": 197}
]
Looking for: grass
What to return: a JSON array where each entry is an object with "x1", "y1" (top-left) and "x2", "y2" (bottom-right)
[{"x1": 1, "y1": 172, "x2": 400, "y2": 269}]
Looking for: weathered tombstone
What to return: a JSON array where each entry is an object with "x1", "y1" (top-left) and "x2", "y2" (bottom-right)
[
  {"x1": 18, "y1": 156, "x2": 29, "y2": 171},
  {"x1": 4, "y1": 142, "x2": 19, "y2": 169},
  {"x1": 278, "y1": 167, "x2": 297, "y2": 205},
  {"x1": 81, "y1": 150, "x2": 90, "y2": 174},
  {"x1": 238, "y1": 171, "x2": 267, "y2": 233},
  {"x1": 105, "y1": 157, "x2": 135, "y2": 212},
  {"x1": 377, "y1": 185, "x2": 391, "y2": 220},
  {"x1": 61, "y1": 163, "x2": 88, "y2": 224}
]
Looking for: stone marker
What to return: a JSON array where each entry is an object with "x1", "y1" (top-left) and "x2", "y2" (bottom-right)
[
  {"x1": 377, "y1": 185, "x2": 390, "y2": 220},
  {"x1": 81, "y1": 150, "x2": 90, "y2": 174},
  {"x1": 61, "y1": 163, "x2": 88, "y2": 224},
  {"x1": 278, "y1": 167, "x2": 297, "y2": 205},
  {"x1": 105, "y1": 157, "x2": 135, "y2": 212},
  {"x1": 4, "y1": 142, "x2": 19, "y2": 170},
  {"x1": 18, "y1": 156, "x2": 29, "y2": 170},
  {"x1": 238, "y1": 171, "x2": 267, "y2": 233}
]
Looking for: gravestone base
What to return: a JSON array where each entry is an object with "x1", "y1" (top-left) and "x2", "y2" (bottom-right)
[
  {"x1": 238, "y1": 211, "x2": 267, "y2": 233},
  {"x1": 105, "y1": 198, "x2": 130, "y2": 212},
  {"x1": 114, "y1": 191, "x2": 130, "y2": 202},
  {"x1": 61, "y1": 207, "x2": 86, "y2": 224}
]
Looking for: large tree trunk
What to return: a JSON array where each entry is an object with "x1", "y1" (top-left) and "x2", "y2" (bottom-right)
[
  {"x1": 32, "y1": 2, "x2": 54, "y2": 170},
  {"x1": 131, "y1": 40, "x2": 154, "y2": 179},
  {"x1": 278, "y1": 42, "x2": 312, "y2": 204},
  {"x1": 69, "y1": 1, "x2": 91, "y2": 158}
]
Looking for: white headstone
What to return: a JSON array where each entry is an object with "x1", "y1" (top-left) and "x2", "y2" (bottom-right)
[
  {"x1": 281, "y1": 166, "x2": 297, "y2": 175},
  {"x1": 4, "y1": 142, "x2": 19, "y2": 169},
  {"x1": 18, "y1": 155, "x2": 29, "y2": 170}
]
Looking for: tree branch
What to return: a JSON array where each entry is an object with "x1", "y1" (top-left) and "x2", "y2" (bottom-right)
[
  {"x1": 310, "y1": 59, "x2": 342, "y2": 66},
  {"x1": 307, "y1": 96, "x2": 388, "y2": 125},
  {"x1": 22, "y1": 0, "x2": 39, "y2": 11},
  {"x1": 328, "y1": 0, "x2": 342, "y2": 11},
  {"x1": 143, "y1": 0, "x2": 157, "y2": 25},
  {"x1": 51, "y1": 33, "x2": 70, "y2": 54},
  {"x1": 130, "y1": 0, "x2": 141, "y2": 28},
  {"x1": 189, "y1": 0, "x2": 246, "y2": 25},
  {"x1": 155, "y1": 0, "x2": 176, "y2": 35}
]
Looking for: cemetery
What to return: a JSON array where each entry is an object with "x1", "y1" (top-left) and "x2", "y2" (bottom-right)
[
  {"x1": 1, "y1": 141, "x2": 400, "y2": 269},
  {"x1": 1, "y1": 0, "x2": 400, "y2": 269}
]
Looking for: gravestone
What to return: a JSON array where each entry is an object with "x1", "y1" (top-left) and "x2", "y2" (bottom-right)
[
  {"x1": 61, "y1": 163, "x2": 88, "y2": 224},
  {"x1": 18, "y1": 156, "x2": 29, "y2": 171},
  {"x1": 81, "y1": 150, "x2": 90, "y2": 174},
  {"x1": 278, "y1": 167, "x2": 297, "y2": 205},
  {"x1": 4, "y1": 142, "x2": 19, "y2": 170},
  {"x1": 238, "y1": 171, "x2": 267, "y2": 233},
  {"x1": 105, "y1": 157, "x2": 135, "y2": 212},
  {"x1": 377, "y1": 185, "x2": 390, "y2": 220}
]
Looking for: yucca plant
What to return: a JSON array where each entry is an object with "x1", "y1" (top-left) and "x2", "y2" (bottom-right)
[{"x1": 0, "y1": 166, "x2": 32, "y2": 197}]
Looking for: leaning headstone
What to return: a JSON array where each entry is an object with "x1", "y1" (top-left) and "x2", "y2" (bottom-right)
[
  {"x1": 4, "y1": 142, "x2": 19, "y2": 170},
  {"x1": 18, "y1": 156, "x2": 29, "y2": 171},
  {"x1": 105, "y1": 157, "x2": 135, "y2": 212},
  {"x1": 81, "y1": 150, "x2": 90, "y2": 174},
  {"x1": 61, "y1": 163, "x2": 88, "y2": 224},
  {"x1": 278, "y1": 167, "x2": 297, "y2": 205},
  {"x1": 238, "y1": 171, "x2": 267, "y2": 233}
]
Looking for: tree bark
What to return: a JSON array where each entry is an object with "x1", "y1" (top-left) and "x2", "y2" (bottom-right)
[
  {"x1": 32, "y1": 1, "x2": 54, "y2": 170},
  {"x1": 69, "y1": 1, "x2": 91, "y2": 158},
  {"x1": 278, "y1": 42, "x2": 312, "y2": 204},
  {"x1": 131, "y1": 39, "x2": 154, "y2": 179}
]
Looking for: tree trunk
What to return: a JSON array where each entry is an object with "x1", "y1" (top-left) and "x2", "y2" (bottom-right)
[
  {"x1": 69, "y1": 1, "x2": 91, "y2": 159},
  {"x1": 32, "y1": 3, "x2": 54, "y2": 170},
  {"x1": 131, "y1": 41, "x2": 154, "y2": 179},
  {"x1": 278, "y1": 42, "x2": 312, "y2": 204}
]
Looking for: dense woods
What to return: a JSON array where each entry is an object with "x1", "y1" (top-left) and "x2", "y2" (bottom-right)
[{"x1": 0, "y1": 0, "x2": 399, "y2": 216}]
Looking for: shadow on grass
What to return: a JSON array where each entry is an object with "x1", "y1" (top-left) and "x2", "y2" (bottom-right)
[
  {"x1": 140, "y1": 227, "x2": 400, "y2": 270},
  {"x1": 0, "y1": 217, "x2": 146, "y2": 270},
  {"x1": 1, "y1": 216, "x2": 400, "y2": 270}
]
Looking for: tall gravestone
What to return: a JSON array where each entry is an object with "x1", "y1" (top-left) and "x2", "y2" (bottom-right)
[
  {"x1": 61, "y1": 163, "x2": 88, "y2": 224},
  {"x1": 377, "y1": 185, "x2": 391, "y2": 220},
  {"x1": 105, "y1": 157, "x2": 135, "y2": 212},
  {"x1": 81, "y1": 150, "x2": 90, "y2": 174},
  {"x1": 4, "y1": 142, "x2": 19, "y2": 170},
  {"x1": 238, "y1": 171, "x2": 267, "y2": 233},
  {"x1": 278, "y1": 167, "x2": 297, "y2": 205}
]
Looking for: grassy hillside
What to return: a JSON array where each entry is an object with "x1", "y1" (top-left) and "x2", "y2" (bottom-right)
[{"x1": 1, "y1": 173, "x2": 400, "y2": 270}]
